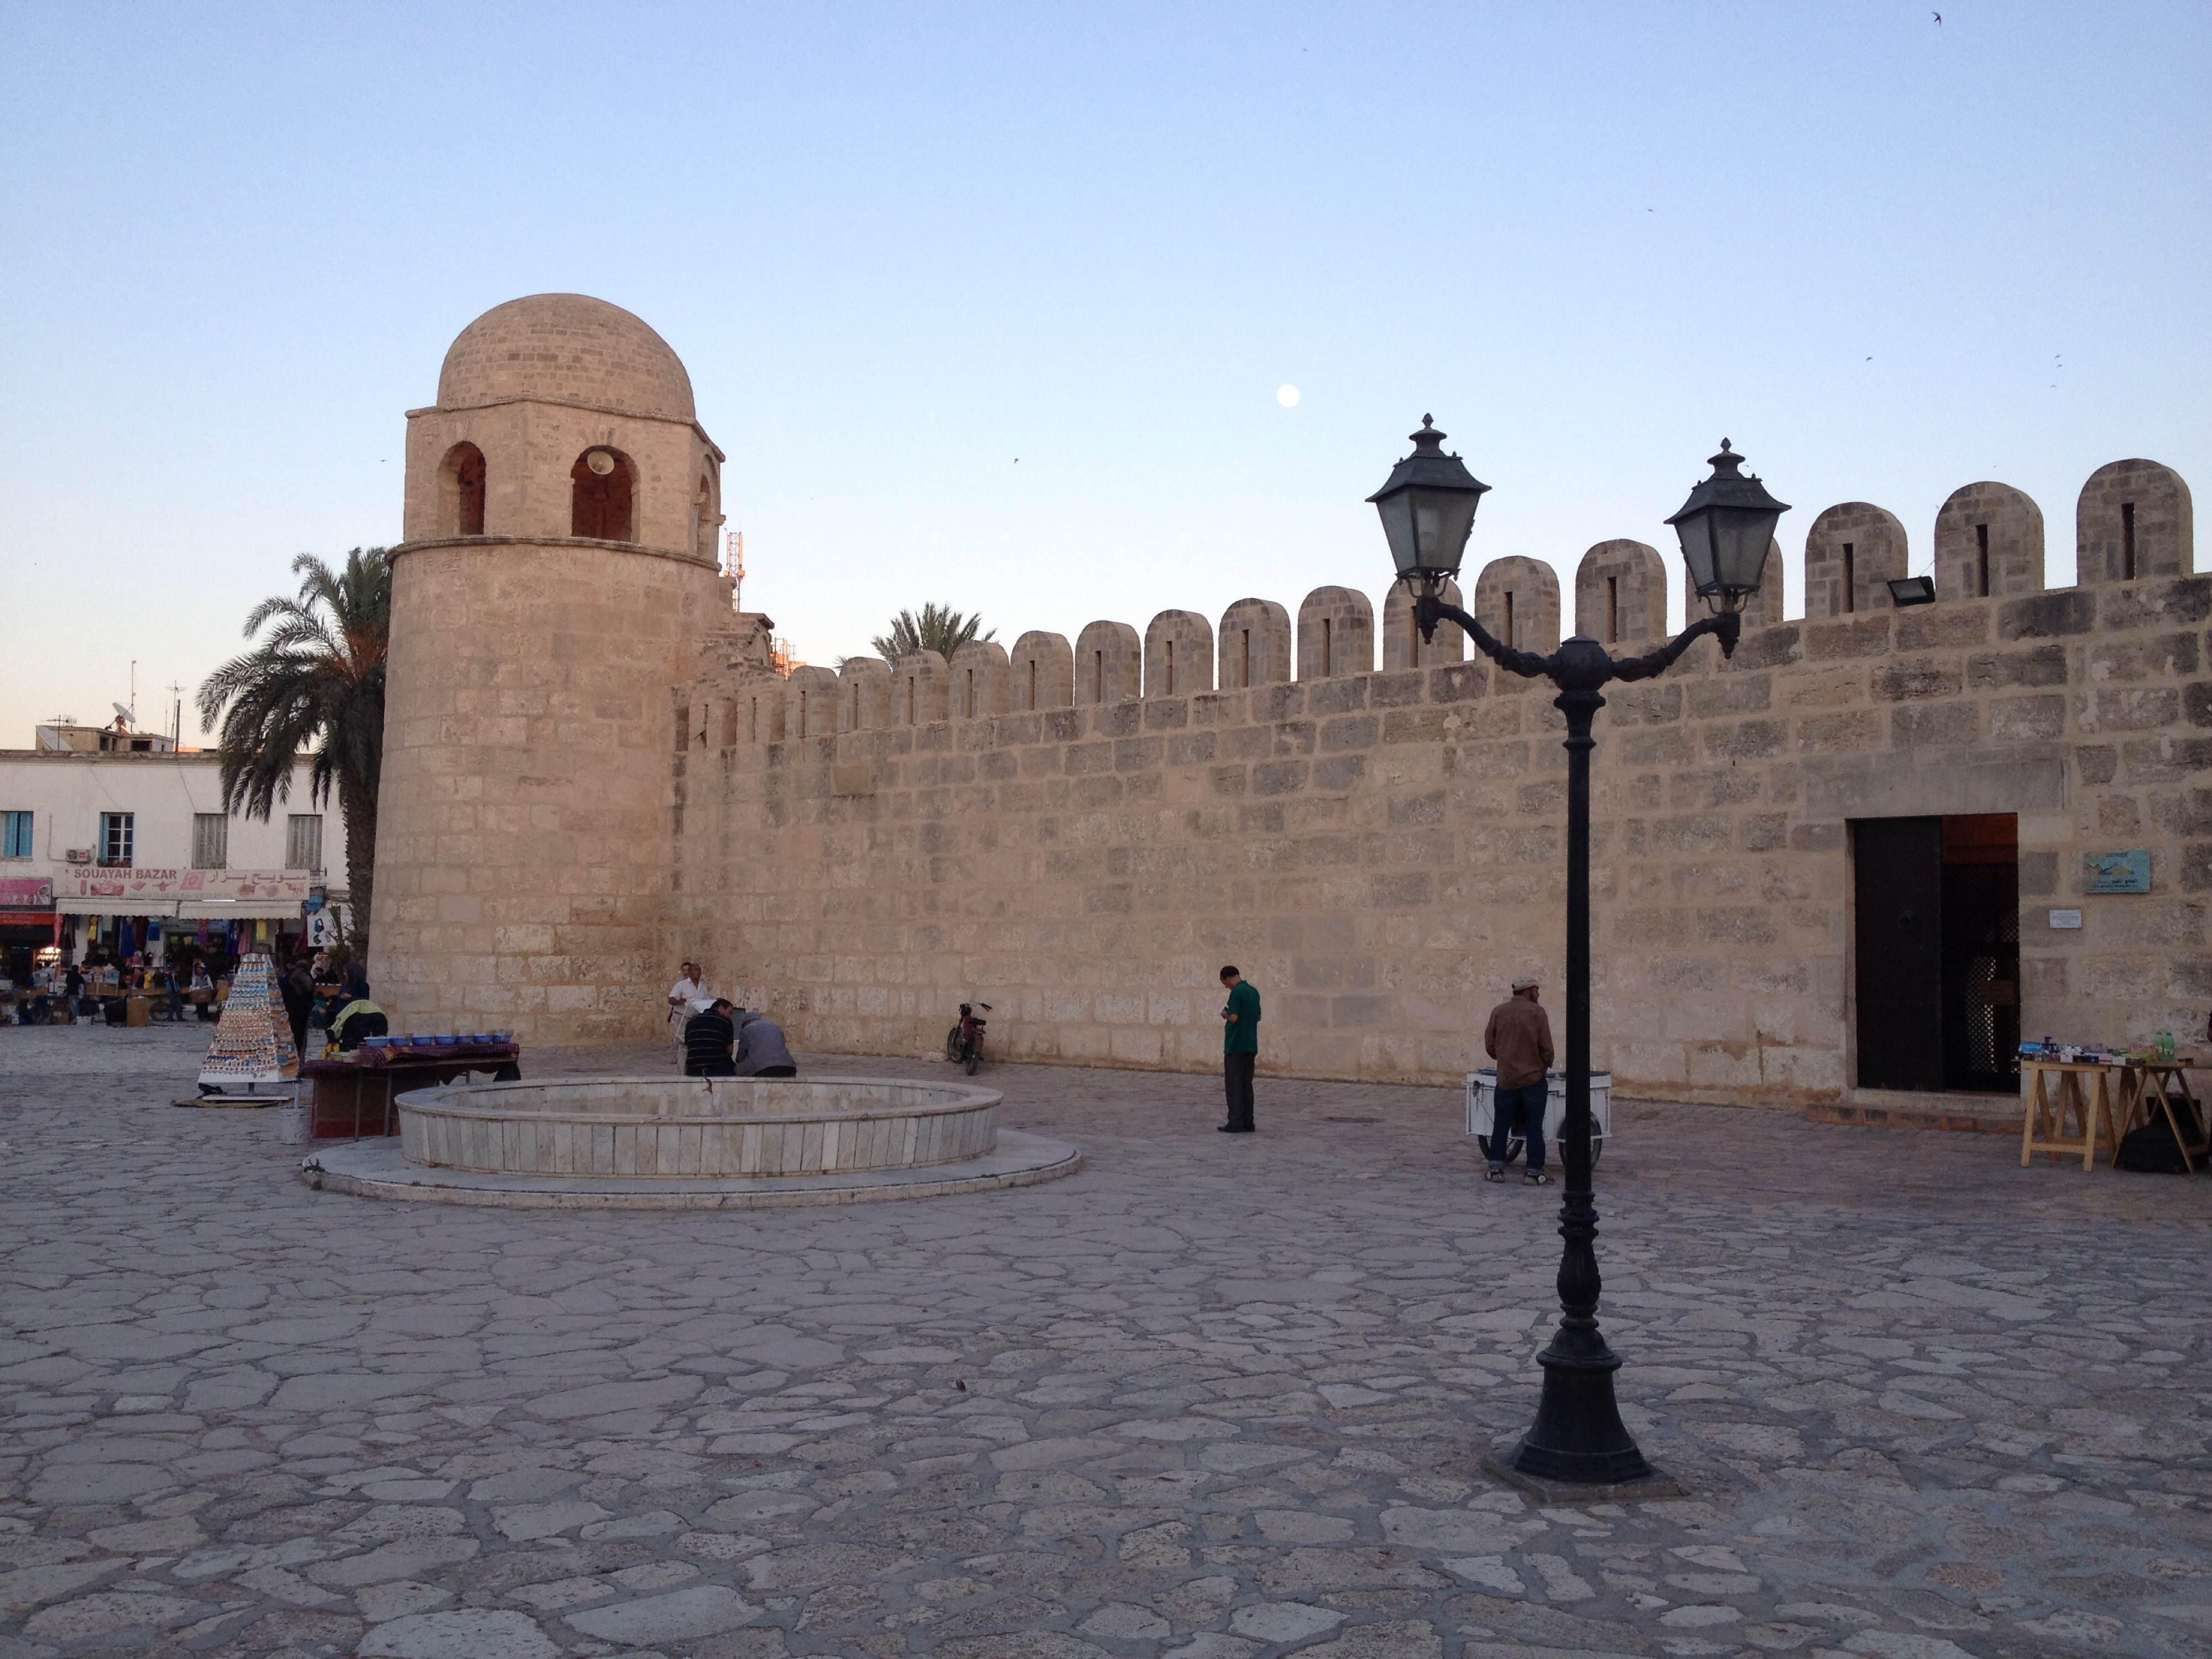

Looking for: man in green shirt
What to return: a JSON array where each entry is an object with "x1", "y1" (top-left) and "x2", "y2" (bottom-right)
[{"x1": 1219, "y1": 964, "x2": 1261, "y2": 1133}]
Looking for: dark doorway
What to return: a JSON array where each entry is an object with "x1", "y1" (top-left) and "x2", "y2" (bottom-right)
[
  {"x1": 1850, "y1": 813, "x2": 2019, "y2": 1093},
  {"x1": 1940, "y1": 814, "x2": 2021, "y2": 1091}
]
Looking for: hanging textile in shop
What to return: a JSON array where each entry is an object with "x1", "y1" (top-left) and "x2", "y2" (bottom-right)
[{"x1": 198, "y1": 953, "x2": 299, "y2": 1088}]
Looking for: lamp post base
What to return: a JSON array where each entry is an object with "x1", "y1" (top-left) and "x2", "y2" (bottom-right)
[
  {"x1": 1481, "y1": 1454, "x2": 1687, "y2": 1504},
  {"x1": 1509, "y1": 1337, "x2": 1655, "y2": 1486}
]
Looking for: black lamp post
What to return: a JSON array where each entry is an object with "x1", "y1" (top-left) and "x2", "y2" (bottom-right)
[{"x1": 1370, "y1": 423, "x2": 1788, "y2": 1487}]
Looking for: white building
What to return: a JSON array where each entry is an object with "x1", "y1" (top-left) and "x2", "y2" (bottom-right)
[{"x1": 0, "y1": 739, "x2": 349, "y2": 979}]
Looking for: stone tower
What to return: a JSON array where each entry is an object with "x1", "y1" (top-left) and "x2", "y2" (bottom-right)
[{"x1": 371, "y1": 294, "x2": 729, "y2": 1044}]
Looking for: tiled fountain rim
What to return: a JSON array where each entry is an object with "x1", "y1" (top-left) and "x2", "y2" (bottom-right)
[{"x1": 393, "y1": 1074, "x2": 1001, "y2": 1125}]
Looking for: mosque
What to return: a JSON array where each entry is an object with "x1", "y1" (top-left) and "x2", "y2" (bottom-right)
[{"x1": 371, "y1": 294, "x2": 2206, "y2": 1115}]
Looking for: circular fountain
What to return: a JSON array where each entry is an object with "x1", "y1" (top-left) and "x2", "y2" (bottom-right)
[{"x1": 302, "y1": 1076, "x2": 1081, "y2": 1209}]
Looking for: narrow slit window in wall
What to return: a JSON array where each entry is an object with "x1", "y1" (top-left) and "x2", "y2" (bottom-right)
[
  {"x1": 1240, "y1": 630, "x2": 1251, "y2": 687},
  {"x1": 851, "y1": 684, "x2": 860, "y2": 727},
  {"x1": 1027, "y1": 660, "x2": 1037, "y2": 710},
  {"x1": 1093, "y1": 651, "x2": 1103, "y2": 702},
  {"x1": 798, "y1": 691, "x2": 807, "y2": 736},
  {"x1": 1606, "y1": 576, "x2": 1619, "y2": 642},
  {"x1": 1408, "y1": 614, "x2": 1420, "y2": 668},
  {"x1": 1165, "y1": 640, "x2": 1175, "y2": 696},
  {"x1": 1976, "y1": 524, "x2": 1990, "y2": 597},
  {"x1": 1322, "y1": 618, "x2": 1333, "y2": 676},
  {"x1": 674, "y1": 707, "x2": 689, "y2": 752},
  {"x1": 749, "y1": 697, "x2": 759, "y2": 743},
  {"x1": 907, "y1": 680, "x2": 916, "y2": 726},
  {"x1": 1503, "y1": 592, "x2": 1516, "y2": 648},
  {"x1": 2121, "y1": 502, "x2": 2137, "y2": 579},
  {"x1": 1841, "y1": 544, "x2": 1856, "y2": 613},
  {"x1": 964, "y1": 669, "x2": 974, "y2": 717}
]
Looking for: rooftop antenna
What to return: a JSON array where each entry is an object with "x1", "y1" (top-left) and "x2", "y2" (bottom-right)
[
  {"x1": 165, "y1": 680, "x2": 184, "y2": 745},
  {"x1": 130, "y1": 659, "x2": 137, "y2": 725},
  {"x1": 726, "y1": 529, "x2": 745, "y2": 612}
]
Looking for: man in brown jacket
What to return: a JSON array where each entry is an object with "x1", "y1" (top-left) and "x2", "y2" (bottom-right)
[{"x1": 1483, "y1": 974, "x2": 1555, "y2": 1185}]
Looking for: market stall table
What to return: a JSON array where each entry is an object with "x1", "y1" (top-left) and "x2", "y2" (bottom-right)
[
  {"x1": 2115, "y1": 1055, "x2": 2206, "y2": 1171},
  {"x1": 2020, "y1": 1057, "x2": 2124, "y2": 1170},
  {"x1": 302, "y1": 1042, "x2": 522, "y2": 1140}
]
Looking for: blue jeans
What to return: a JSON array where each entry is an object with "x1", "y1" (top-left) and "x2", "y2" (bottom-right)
[{"x1": 1489, "y1": 1081, "x2": 1547, "y2": 1171}]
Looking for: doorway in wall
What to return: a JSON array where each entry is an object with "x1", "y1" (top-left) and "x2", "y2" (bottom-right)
[{"x1": 1851, "y1": 813, "x2": 2020, "y2": 1092}]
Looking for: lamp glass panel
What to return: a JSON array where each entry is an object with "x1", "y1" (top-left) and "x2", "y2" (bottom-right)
[
  {"x1": 1676, "y1": 513, "x2": 1720, "y2": 597},
  {"x1": 1375, "y1": 493, "x2": 1418, "y2": 575},
  {"x1": 1715, "y1": 509, "x2": 1781, "y2": 593},
  {"x1": 1412, "y1": 488, "x2": 1478, "y2": 578}
]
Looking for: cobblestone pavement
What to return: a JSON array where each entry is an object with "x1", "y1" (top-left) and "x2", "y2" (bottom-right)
[{"x1": 5, "y1": 1024, "x2": 2212, "y2": 1658}]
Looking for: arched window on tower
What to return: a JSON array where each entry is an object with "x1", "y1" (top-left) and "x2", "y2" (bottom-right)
[
  {"x1": 571, "y1": 447, "x2": 635, "y2": 541},
  {"x1": 442, "y1": 442, "x2": 487, "y2": 536},
  {"x1": 696, "y1": 472, "x2": 717, "y2": 559}
]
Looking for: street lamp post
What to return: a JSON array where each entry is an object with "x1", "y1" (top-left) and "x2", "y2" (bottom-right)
[{"x1": 1369, "y1": 420, "x2": 1788, "y2": 1486}]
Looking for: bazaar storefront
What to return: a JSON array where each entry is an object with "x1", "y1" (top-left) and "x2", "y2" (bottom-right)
[{"x1": 50, "y1": 869, "x2": 316, "y2": 969}]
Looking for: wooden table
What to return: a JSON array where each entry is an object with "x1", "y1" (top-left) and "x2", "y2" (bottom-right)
[
  {"x1": 2020, "y1": 1058, "x2": 2124, "y2": 1169},
  {"x1": 302, "y1": 1046, "x2": 522, "y2": 1140},
  {"x1": 2115, "y1": 1055, "x2": 2205, "y2": 1171}
]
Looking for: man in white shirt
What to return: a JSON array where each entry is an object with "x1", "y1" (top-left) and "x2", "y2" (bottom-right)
[{"x1": 667, "y1": 960, "x2": 704, "y2": 1062}]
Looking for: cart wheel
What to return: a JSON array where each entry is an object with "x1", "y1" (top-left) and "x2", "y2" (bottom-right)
[{"x1": 945, "y1": 1029, "x2": 961, "y2": 1062}]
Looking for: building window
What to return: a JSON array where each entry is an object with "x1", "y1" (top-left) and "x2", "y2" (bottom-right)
[
  {"x1": 1, "y1": 811, "x2": 30, "y2": 858},
  {"x1": 571, "y1": 447, "x2": 635, "y2": 541},
  {"x1": 100, "y1": 812, "x2": 134, "y2": 867},
  {"x1": 444, "y1": 442, "x2": 487, "y2": 535},
  {"x1": 1841, "y1": 544, "x2": 1856, "y2": 613},
  {"x1": 191, "y1": 813, "x2": 228, "y2": 870},
  {"x1": 286, "y1": 813, "x2": 323, "y2": 871}
]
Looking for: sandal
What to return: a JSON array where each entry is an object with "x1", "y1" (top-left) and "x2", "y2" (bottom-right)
[
  {"x1": 1524, "y1": 1170, "x2": 1551, "y2": 1185},
  {"x1": 1485, "y1": 1167, "x2": 1505, "y2": 1183}
]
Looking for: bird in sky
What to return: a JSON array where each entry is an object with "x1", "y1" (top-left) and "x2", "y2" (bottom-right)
[{"x1": 1933, "y1": 11, "x2": 1942, "y2": 23}]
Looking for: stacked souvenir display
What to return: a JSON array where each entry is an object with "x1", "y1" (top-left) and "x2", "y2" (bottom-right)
[
  {"x1": 197, "y1": 953, "x2": 299, "y2": 1092},
  {"x1": 2018, "y1": 1038, "x2": 2128, "y2": 1066}
]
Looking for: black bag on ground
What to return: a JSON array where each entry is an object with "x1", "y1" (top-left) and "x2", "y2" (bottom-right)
[{"x1": 2115, "y1": 1093, "x2": 2202, "y2": 1173}]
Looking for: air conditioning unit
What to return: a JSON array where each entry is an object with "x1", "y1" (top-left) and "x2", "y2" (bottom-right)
[{"x1": 64, "y1": 848, "x2": 92, "y2": 864}]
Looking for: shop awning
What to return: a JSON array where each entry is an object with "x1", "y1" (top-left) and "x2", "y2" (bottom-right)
[{"x1": 60, "y1": 898, "x2": 304, "y2": 920}]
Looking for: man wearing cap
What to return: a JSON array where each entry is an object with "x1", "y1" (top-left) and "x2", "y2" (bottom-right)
[{"x1": 1483, "y1": 974, "x2": 1554, "y2": 1184}]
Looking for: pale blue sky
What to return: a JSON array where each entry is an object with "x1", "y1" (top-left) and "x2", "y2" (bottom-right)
[{"x1": 2, "y1": 3, "x2": 2205, "y2": 742}]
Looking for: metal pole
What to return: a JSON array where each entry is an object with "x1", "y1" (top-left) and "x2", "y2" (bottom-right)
[{"x1": 1511, "y1": 685, "x2": 1652, "y2": 1484}]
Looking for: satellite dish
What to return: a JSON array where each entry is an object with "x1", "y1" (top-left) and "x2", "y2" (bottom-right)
[{"x1": 113, "y1": 702, "x2": 134, "y2": 724}]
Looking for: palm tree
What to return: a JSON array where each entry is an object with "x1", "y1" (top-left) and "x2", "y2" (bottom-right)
[
  {"x1": 872, "y1": 603, "x2": 996, "y2": 664},
  {"x1": 197, "y1": 549, "x2": 390, "y2": 955}
]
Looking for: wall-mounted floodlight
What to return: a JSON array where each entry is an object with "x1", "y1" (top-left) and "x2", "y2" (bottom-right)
[{"x1": 1887, "y1": 576, "x2": 1937, "y2": 607}]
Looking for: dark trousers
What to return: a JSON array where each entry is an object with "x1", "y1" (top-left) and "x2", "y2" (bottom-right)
[
  {"x1": 1223, "y1": 1051, "x2": 1257, "y2": 1130},
  {"x1": 1489, "y1": 1080, "x2": 1547, "y2": 1169}
]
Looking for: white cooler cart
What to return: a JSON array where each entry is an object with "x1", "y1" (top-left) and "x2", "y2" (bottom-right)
[{"x1": 1465, "y1": 1067, "x2": 1611, "y2": 1167}]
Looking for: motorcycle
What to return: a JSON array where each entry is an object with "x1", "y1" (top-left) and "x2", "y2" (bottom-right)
[{"x1": 945, "y1": 1001, "x2": 992, "y2": 1076}]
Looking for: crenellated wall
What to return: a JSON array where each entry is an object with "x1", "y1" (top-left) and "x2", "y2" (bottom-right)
[{"x1": 672, "y1": 460, "x2": 2206, "y2": 1105}]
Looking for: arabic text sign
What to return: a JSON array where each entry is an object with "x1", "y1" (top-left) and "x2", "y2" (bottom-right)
[{"x1": 2083, "y1": 849, "x2": 2151, "y2": 895}]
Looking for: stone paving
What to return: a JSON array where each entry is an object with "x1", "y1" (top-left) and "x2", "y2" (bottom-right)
[{"x1": 4, "y1": 1022, "x2": 2212, "y2": 1658}]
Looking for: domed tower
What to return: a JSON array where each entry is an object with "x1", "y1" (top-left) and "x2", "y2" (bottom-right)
[{"x1": 373, "y1": 295, "x2": 729, "y2": 1044}]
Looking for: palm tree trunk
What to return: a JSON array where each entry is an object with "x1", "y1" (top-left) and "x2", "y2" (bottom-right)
[{"x1": 340, "y1": 771, "x2": 377, "y2": 961}]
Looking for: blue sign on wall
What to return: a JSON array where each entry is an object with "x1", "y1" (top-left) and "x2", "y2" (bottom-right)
[{"x1": 2084, "y1": 849, "x2": 2152, "y2": 894}]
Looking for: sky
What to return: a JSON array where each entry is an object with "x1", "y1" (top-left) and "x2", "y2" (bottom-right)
[{"x1": 2, "y1": 2, "x2": 2206, "y2": 743}]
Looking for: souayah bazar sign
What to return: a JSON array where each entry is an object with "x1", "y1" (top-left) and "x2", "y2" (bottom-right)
[{"x1": 50, "y1": 868, "x2": 310, "y2": 902}]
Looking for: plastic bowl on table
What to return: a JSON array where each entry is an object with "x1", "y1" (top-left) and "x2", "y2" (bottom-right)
[
  {"x1": 362, "y1": 1035, "x2": 390, "y2": 1048},
  {"x1": 433, "y1": 1033, "x2": 459, "y2": 1046},
  {"x1": 489, "y1": 1031, "x2": 513, "y2": 1044}
]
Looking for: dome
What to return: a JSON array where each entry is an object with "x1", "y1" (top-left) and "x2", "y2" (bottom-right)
[{"x1": 436, "y1": 294, "x2": 696, "y2": 422}]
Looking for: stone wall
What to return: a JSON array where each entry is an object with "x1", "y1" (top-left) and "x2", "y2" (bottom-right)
[{"x1": 674, "y1": 462, "x2": 2206, "y2": 1106}]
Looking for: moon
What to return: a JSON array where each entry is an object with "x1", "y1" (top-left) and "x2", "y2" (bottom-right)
[{"x1": 1276, "y1": 384, "x2": 1300, "y2": 408}]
